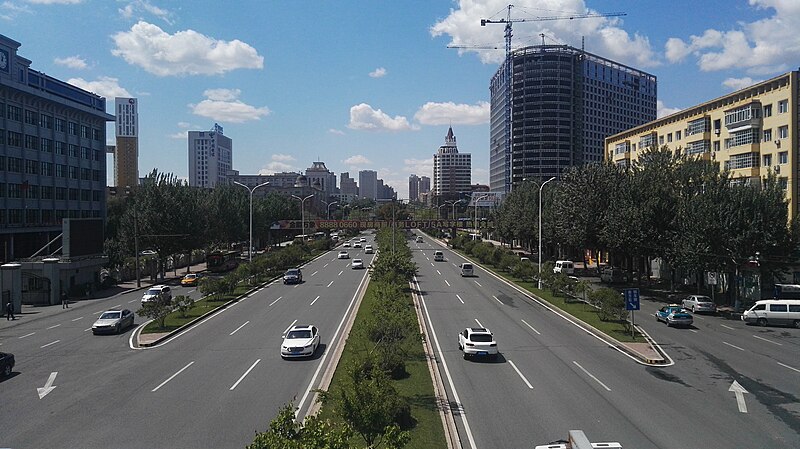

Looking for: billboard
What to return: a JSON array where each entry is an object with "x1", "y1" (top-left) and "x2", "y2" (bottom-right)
[{"x1": 63, "y1": 218, "x2": 104, "y2": 258}]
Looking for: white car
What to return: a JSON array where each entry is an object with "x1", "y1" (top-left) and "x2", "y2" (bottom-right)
[
  {"x1": 342, "y1": 242, "x2": 351, "y2": 248},
  {"x1": 458, "y1": 327, "x2": 498, "y2": 359},
  {"x1": 364, "y1": 245, "x2": 374, "y2": 254},
  {"x1": 433, "y1": 251, "x2": 445, "y2": 262},
  {"x1": 338, "y1": 251, "x2": 349, "y2": 259},
  {"x1": 141, "y1": 285, "x2": 171, "y2": 305},
  {"x1": 351, "y1": 259, "x2": 364, "y2": 269},
  {"x1": 354, "y1": 242, "x2": 362, "y2": 248},
  {"x1": 281, "y1": 325, "x2": 320, "y2": 358},
  {"x1": 92, "y1": 309, "x2": 134, "y2": 334},
  {"x1": 359, "y1": 237, "x2": 366, "y2": 243},
  {"x1": 682, "y1": 295, "x2": 717, "y2": 314}
]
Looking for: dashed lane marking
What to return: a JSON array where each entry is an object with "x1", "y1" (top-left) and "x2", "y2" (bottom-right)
[{"x1": 508, "y1": 360, "x2": 533, "y2": 389}]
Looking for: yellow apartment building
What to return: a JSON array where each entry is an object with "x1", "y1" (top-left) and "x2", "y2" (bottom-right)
[{"x1": 606, "y1": 71, "x2": 798, "y2": 219}]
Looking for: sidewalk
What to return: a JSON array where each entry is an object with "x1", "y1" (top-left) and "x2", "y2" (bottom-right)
[{"x1": 2, "y1": 262, "x2": 207, "y2": 331}]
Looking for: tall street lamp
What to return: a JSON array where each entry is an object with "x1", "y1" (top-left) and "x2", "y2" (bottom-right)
[
  {"x1": 451, "y1": 199, "x2": 463, "y2": 220},
  {"x1": 437, "y1": 202, "x2": 449, "y2": 218},
  {"x1": 538, "y1": 177, "x2": 556, "y2": 289},
  {"x1": 233, "y1": 181, "x2": 270, "y2": 262},
  {"x1": 473, "y1": 194, "x2": 490, "y2": 240},
  {"x1": 291, "y1": 194, "x2": 315, "y2": 242},
  {"x1": 323, "y1": 200, "x2": 339, "y2": 219}
]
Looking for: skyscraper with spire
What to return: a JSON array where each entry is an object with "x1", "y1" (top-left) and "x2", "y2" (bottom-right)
[{"x1": 433, "y1": 126, "x2": 471, "y2": 201}]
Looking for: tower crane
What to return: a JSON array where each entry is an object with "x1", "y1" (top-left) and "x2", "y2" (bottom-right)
[{"x1": 474, "y1": 4, "x2": 626, "y2": 192}]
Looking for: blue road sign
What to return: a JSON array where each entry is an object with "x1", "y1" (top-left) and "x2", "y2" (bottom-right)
[{"x1": 624, "y1": 288, "x2": 640, "y2": 311}]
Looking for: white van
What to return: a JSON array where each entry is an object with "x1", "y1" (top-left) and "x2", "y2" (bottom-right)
[
  {"x1": 460, "y1": 263, "x2": 474, "y2": 277},
  {"x1": 741, "y1": 299, "x2": 800, "y2": 328},
  {"x1": 553, "y1": 260, "x2": 574, "y2": 275},
  {"x1": 433, "y1": 251, "x2": 445, "y2": 262}
]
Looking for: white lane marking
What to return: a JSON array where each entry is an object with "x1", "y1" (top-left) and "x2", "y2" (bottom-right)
[
  {"x1": 152, "y1": 361, "x2": 195, "y2": 392},
  {"x1": 474, "y1": 318, "x2": 484, "y2": 328},
  {"x1": 777, "y1": 362, "x2": 800, "y2": 374},
  {"x1": 323, "y1": 263, "x2": 329, "y2": 268},
  {"x1": 415, "y1": 277, "x2": 478, "y2": 449},
  {"x1": 269, "y1": 296, "x2": 283, "y2": 307},
  {"x1": 40, "y1": 340, "x2": 60, "y2": 348},
  {"x1": 113, "y1": 304, "x2": 122, "y2": 309},
  {"x1": 521, "y1": 319, "x2": 541, "y2": 335},
  {"x1": 327, "y1": 281, "x2": 334, "y2": 288},
  {"x1": 128, "y1": 299, "x2": 137, "y2": 303},
  {"x1": 84, "y1": 328, "x2": 92, "y2": 332},
  {"x1": 294, "y1": 284, "x2": 299, "y2": 288},
  {"x1": 452, "y1": 263, "x2": 458, "y2": 268},
  {"x1": 456, "y1": 294, "x2": 464, "y2": 304},
  {"x1": 338, "y1": 270, "x2": 343, "y2": 276},
  {"x1": 492, "y1": 295, "x2": 503, "y2": 305},
  {"x1": 19, "y1": 332, "x2": 36, "y2": 339},
  {"x1": 37, "y1": 372, "x2": 58, "y2": 399},
  {"x1": 753, "y1": 335, "x2": 782, "y2": 346},
  {"x1": 444, "y1": 279, "x2": 451, "y2": 287},
  {"x1": 310, "y1": 295, "x2": 321, "y2": 306},
  {"x1": 331, "y1": 258, "x2": 336, "y2": 262},
  {"x1": 722, "y1": 341, "x2": 746, "y2": 352},
  {"x1": 720, "y1": 324, "x2": 735, "y2": 330},
  {"x1": 690, "y1": 329, "x2": 698, "y2": 333},
  {"x1": 436, "y1": 269, "x2": 442, "y2": 275},
  {"x1": 311, "y1": 271, "x2": 319, "y2": 277},
  {"x1": 283, "y1": 320, "x2": 298, "y2": 336},
  {"x1": 230, "y1": 321, "x2": 250, "y2": 336},
  {"x1": 230, "y1": 359, "x2": 261, "y2": 391},
  {"x1": 474, "y1": 280, "x2": 482, "y2": 287},
  {"x1": 431, "y1": 262, "x2": 435, "y2": 267},
  {"x1": 93, "y1": 310, "x2": 103, "y2": 315},
  {"x1": 47, "y1": 324, "x2": 62, "y2": 329},
  {"x1": 508, "y1": 360, "x2": 534, "y2": 389},
  {"x1": 729, "y1": 380, "x2": 748, "y2": 413},
  {"x1": 573, "y1": 361, "x2": 611, "y2": 391}
]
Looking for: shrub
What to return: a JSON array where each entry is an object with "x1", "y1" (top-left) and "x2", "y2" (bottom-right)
[
  {"x1": 138, "y1": 300, "x2": 170, "y2": 329},
  {"x1": 172, "y1": 295, "x2": 195, "y2": 318}
]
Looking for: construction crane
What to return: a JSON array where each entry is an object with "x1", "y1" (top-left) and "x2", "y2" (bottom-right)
[{"x1": 476, "y1": 4, "x2": 626, "y2": 192}]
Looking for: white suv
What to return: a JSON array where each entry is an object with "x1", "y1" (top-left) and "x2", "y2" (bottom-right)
[
  {"x1": 141, "y1": 285, "x2": 171, "y2": 305},
  {"x1": 458, "y1": 327, "x2": 498, "y2": 360}
]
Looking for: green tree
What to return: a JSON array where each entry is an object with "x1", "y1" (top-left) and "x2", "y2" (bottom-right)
[
  {"x1": 247, "y1": 403, "x2": 352, "y2": 449},
  {"x1": 137, "y1": 300, "x2": 171, "y2": 329},
  {"x1": 172, "y1": 295, "x2": 195, "y2": 319}
]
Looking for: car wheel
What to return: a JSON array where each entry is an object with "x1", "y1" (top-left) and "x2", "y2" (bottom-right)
[
  {"x1": 757, "y1": 318, "x2": 767, "y2": 327},
  {"x1": 463, "y1": 352, "x2": 469, "y2": 360},
  {"x1": 666, "y1": 321, "x2": 671, "y2": 327},
  {"x1": 691, "y1": 306, "x2": 696, "y2": 313},
  {"x1": 3, "y1": 365, "x2": 10, "y2": 377}
]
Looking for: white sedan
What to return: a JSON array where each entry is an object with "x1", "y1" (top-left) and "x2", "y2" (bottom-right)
[
  {"x1": 338, "y1": 251, "x2": 349, "y2": 259},
  {"x1": 351, "y1": 259, "x2": 364, "y2": 269},
  {"x1": 281, "y1": 325, "x2": 320, "y2": 358}
]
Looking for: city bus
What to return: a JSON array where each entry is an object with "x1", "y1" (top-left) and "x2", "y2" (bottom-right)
[
  {"x1": 206, "y1": 250, "x2": 241, "y2": 273},
  {"x1": 773, "y1": 284, "x2": 800, "y2": 300}
]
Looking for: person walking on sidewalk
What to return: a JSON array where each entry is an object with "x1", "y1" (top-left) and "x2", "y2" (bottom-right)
[
  {"x1": 61, "y1": 291, "x2": 69, "y2": 309},
  {"x1": 5, "y1": 298, "x2": 14, "y2": 320}
]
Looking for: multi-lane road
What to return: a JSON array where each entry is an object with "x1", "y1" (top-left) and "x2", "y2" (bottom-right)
[
  {"x1": 411, "y1": 233, "x2": 800, "y2": 448},
  {"x1": 0, "y1": 237, "x2": 376, "y2": 449}
]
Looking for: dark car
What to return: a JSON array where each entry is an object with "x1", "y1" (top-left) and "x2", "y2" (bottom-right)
[
  {"x1": 283, "y1": 268, "x2": 303, "y2": 284},
  {"x1": 0, "y1": 352, "x2": 14, "y2": 377},
  {"x1": 600, "y1": 266, "x2": 627, "y2": 284}
]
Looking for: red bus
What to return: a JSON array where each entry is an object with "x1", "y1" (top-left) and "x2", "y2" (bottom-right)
[{"x1": 206, "y1": 250, "x2": 240, "y2": 272}]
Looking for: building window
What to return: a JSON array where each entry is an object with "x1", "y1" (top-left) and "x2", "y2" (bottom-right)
[
  {"x1": 68, "y1": 166, "x2": 79, "y2": 179},
  {"x1": 81, "y1": 147, "x2": 91, "y2": 159},
  {"x1": 667, "y1": 133, "x2": 673, "y2": 143},
  {"x1": 68, "y1": 188, "x2": 79, "y2": 200},
  {"x1": 25, "y1": 160, "x2": 39, "y2": 175},
  {"x1": 0, "y1": 156, "x2": 5, "y2": 171},
  {"x1": 7, "y1": 131, "x2": 22, "y2": 147},
  {"x1": 41, "y1": 162, "x2": 53, "y2": 177},
  {"x1": 55, "y1": 118, "x2": 65, "y2": 132},
  {"x1": 68, "y1": 122, "x2": 78, "y2": 136},
  {"x1": 55, "y1": 141, "x2": 65, "y2": 155},
  {"x1": 0, "y1": 183, "x2": 4, "y2": 197},
  {"x1": 80, "y1": 168, "x2": 91, "y2": 181},
  {"x1": 41, "y1": 115, "x2": 53, "y2": 129},
  {"x1": 8, "y1": 157, "x2": 22, "y2": 173},
  {"x1": 41, "y1": 186, "x2": 53, "y2": 199},
  {"x1": 7, "y1": 105, "x2": 21, "y2": 121},
  {"x1": 8, "y1": 210, "x2": 22, "y2": 225},
  {"x1": 713, "y1": 141, "x2": 720, "y2": 152},
  {"x1": 8, "y1": 183, "x2": 21, "y2": 198},
  {"x1": 25, "y1": 185, "x2": 39, "y2": 199},
  {"x1": 779, "y1": 177, "x2": 788, "y2": 190},
  {"x1": 92, "y1": 190, "x2": 102, "y2": 202},
  {"x1": 763, "y1": 104, "x2": 772, "y2": 117},
  {"x1": 55, "y1": 187, "x2": 66, "y2": 200},
  {"x1": 778, "y1": 126, "x2": 788, "y2": 139},
  {"x1": 80, "y1": 189, "x2": 90, "y2": 201},
  {"x1": 81, "y1": 125, "x2": 91, "y2": 139},
  {"x1": 763, "y1": 129, "x2": 772, "y2": 142},
  {"x1": 92, "y1": 128, "x2": 102, "y2": 141},
  {"x1": 779, "y1": 151, "x2": 788, "y2": 164},
  {"x1": 24, "y1": 110, "x2": 38, "y2": 125},
  {"x1": 778, "y1": 99, "x2": 788, "y2": 113},
  {"x1": 41, "y1": 138, "x2": 53, "y2": 153},
  {"x1": 55, "y1": 164, "x2": 66, "y2": 178},
  {"x1": 24, "y1": 134, "x2": 39, "y2": 150},
  {"x1": 725, "y1": 128, "x2": 760, "y2": 149},
  {"x1": 763, "y1": 154, "x2": 772, "y2": 167}
]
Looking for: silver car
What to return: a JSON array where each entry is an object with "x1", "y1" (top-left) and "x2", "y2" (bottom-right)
[
  {"x1": 92, "y1": 309, "x2": 134, "y2": 334},
  {"x1": 682, "y1": 295, "x2": 717, "y2": 313}
]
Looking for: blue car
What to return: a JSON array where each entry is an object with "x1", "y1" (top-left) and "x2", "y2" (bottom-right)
[{"x1": 655, "y1": 304, "x2": 693, "y2": 327}]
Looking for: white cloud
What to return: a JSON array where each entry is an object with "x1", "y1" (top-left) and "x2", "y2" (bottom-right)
[
  {"x1": 369, "y1": 67, "x2": 387, "y2": 78},
  {"x1": 414, "y1": 101, "x2": 489, "y2": 126},
  {"x1": 168, "y1": 130, "x2": 188, "y2": 139},
  {"x1": 430, "y1": 0, "x2": 659, "y2": 68},
  {"x1": 347, "y1": 103, "x2": 416, "y2": 132},
  {"x1": 54, "y1": 55, "x2": 88, "y2": 69},
  {"x1": 271, "y1": 154, "x2": 296, "y2": 162},
  {"x1": 722, "y1": 77, "x2": 760, "y2": 91},
  {"x1": 0, "y1": 2, "x2": 33, "y2": 20},
  {"x1": 67, "y1": 76, "x2": 131, "y2": 99},
  {"x1": 656, "y1": 100, "x2": 681, "y2": 119},
  {"x1": 111, "y1": 21, "x2": 264, "y2": 77},
  {"x1": 343, "y1": 155, "x2": 372, "y2": 166},
  {"x1": 664, "y1": 1, "x2": 800, "y2": 72},
  {"x1": 190, "y1": 89, "x2": 270, "y2": 123},
  {"x1": 328, "y1": 128, "x2": 345, "y2": 135},
  {"x1": 403, "y1": 158, "x2": 433, "y2": 178},
  {"x1": 259, "y1": 161, "x2": 297, "y2": 175},
  {"x1": 27, "y1": 0, "x2": 82, "y2": 4},
  {"x1": 119, "y1": 0, "x2": 173, "y2": 24}
]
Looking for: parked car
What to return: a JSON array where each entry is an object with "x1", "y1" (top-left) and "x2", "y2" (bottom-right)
[
  {"x1": 682, "y1": 295, "x2": 717, "y2": 314},
  {"x1": 655, "y1": 304, "x2": 693, "y2": 327},
  {"x1": 553, "y1": 260, "x2": 574, "y2": 275},
  {"x1": 433, "y1": 251, "x2": 445, "y2": 262},
  {"x1": 351, "y1": 259, "x2": 364, "y2": 269},
  {"x1": 600, "y1": 266, "x2": 627, "y2": 284},
  {"x1": 181, "y1": 273, "x2": 202, "y2": 287},
  {"x1": 460, "y1": 263, "x2": 474, "y2": 277},
  {"x1": 92, "y1": 309, "x2": 135, "y2": 334},
  {"x1": 338, "y1": 251, "x2": 350, "y2": 259},
  {"x1": 283, "y1": 268, "x2": 303, "y2": 284},
  {"x1": 741, "y1": 299, "x2": 800, "y2": 328},
  {"x1": 458, "y1": 327, "x2": 498, "y2": 360},
  {"x1": 141, "y1": 285, "x2": 171, "y2": 305},
  {"x1": 281, "y1": 325, "x2": 320, "y2": 358},
  {"x1": 0, "y1": 352, "x2": 14, "y2": 377}
]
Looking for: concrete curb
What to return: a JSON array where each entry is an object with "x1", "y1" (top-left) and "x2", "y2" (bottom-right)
[{"x1": 424, "y1": 232, "x2": 672, "y2": 367}]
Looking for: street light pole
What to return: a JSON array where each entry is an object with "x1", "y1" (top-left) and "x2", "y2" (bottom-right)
[
  {"x1": 234, "y1": 181, "x2": 270, "y2": 262},
  {"x1": 473, "y1": 194, "x2": 490, "y2": 240},
  {"x1": 291, "y1": 194, "x2": 315, "y2": 243},
  {"x1": 538, "y1": 177, "x2": 556, "y2": 289},
  {"x1": 323, "y1": 201, "x2": 339, "y2": 219},
  {"x1": 451, "y1": 199, "x2": 463, "y2": 220}
]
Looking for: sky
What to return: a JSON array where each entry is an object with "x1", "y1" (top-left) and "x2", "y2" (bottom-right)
[{"x1": 2, "y1": 0, "x2": 799, "y2": 199}]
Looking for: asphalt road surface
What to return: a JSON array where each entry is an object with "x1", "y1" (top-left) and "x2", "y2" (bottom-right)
[
  {"x1": 411, "y1": 233, "x2": 800, "y2": 449},
  {"x1": 0, "y1": 236, "x2": 376, "y2": 449}
]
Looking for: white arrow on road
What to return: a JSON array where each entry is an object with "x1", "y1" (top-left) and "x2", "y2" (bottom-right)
[
  {"x1": 728, "y1": 380, "x2": 748, "y2": 413},
  {"x1": 37, "y1": 372, "x2": 58, "y2": 399}
]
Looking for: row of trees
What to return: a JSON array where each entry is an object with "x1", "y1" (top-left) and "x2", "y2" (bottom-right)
[
  {"x1": 249, "y1": 229, "x2": 419, "y2": 449},
  {"x1": 494, "y1": 146, "x2": 798, "y2": 291}
]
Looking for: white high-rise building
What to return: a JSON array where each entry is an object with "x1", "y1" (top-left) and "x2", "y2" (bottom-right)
[
  {"x1": 358, "y1": 170, "x2": 378, "y2": 200},
  {"x1": 433, "y1": 127, "x2": 471, "y2": 199},
  {"x1": 188, "y1": 123, "x2": 232, "y2": 188}
]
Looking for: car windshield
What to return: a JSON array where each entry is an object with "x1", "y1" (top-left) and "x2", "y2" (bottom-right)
[
  {"x1": 146, "y1": 289, "x2": 160, "y2": 296},
  {"x1": 184, "y1": 274, "x2": 197, "y2": 279},
  {"x1": 287, "y1": 330, "x2": 311, "y2": 339},
  {"x1": 100, "y1": 312, "x2": 121, "y2": 319},
  {"x1": 470, "y1": 333, "x2": 493, "y2": 342},
  {"x1": 463, "y1": 264, "x2": 472, "y2": 269},
  {"x1": 286, "y1": 270, "x2": 299, "y2": 275}
]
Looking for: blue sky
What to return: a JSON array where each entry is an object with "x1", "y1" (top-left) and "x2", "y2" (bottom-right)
[{"x1": 2, "y1": 0, "x2": 797, "y2": 199}]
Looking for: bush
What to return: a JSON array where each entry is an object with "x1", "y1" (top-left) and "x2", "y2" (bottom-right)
[
  {"x1": 591, "y1": 288, "x2": 627, "y2": 322},
  {"x1": 172, "y1": 295, "x2": 195, "y2": 318},
  {"x1": 138, "y1": 300, "x2": 170, "y2": 329}
]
